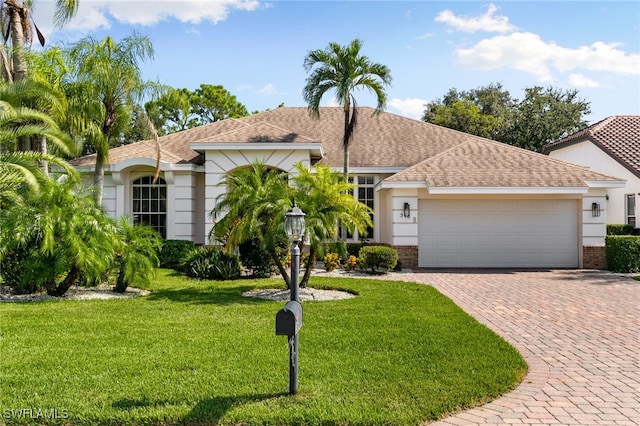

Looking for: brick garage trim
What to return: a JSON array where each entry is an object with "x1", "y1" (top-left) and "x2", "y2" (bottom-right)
[
  {"x1": 393, "y1": 245, "x2": 418, "y2": 270},
  {"x1": 583, "y1": 246, "x2": 607, "y2": 270}
]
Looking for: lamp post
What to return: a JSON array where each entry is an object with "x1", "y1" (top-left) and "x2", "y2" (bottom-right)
[{"x1": 284, "y1": 201, "x2": 305, "y2": 394}]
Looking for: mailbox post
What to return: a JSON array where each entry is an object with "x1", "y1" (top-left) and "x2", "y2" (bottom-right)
[{"x1": 277, "y1": 202, "x2": 305, "y2": 395}]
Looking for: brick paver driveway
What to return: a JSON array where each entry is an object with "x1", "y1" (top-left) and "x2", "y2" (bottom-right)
[{"x1": 400, "y1": 269, "x2": 639, "y2": 425}]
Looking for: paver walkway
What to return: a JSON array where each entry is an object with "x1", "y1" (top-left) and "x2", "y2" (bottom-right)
[{"x1": 396, "y1": 269, "x2": 640, "y2": 425}]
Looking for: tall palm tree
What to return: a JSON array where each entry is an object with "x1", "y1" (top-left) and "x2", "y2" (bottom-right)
[
  {"x1": 66, "y1": 33, "x2": 155, "y2": 205},
  {"x1": 303, "y1": 39, "x2": 391, "y2": 179},
  {"x1": 1, "y1": 0, "x2": 79, "y2": 83},
  {"x1": 292, "y1": 163, "x2": 372, "y2": 287}
]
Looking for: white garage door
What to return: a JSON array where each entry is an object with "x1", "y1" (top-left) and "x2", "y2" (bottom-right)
[{"x1": 418, "y1": 199, "x2": 579, "y2": 268}]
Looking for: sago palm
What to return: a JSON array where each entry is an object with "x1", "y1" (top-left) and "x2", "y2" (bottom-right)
[{"x1": 303, "y1": 39, "x2": 391, "y2": 179}]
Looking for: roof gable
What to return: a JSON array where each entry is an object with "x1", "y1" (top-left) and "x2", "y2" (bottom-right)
[{"x1": 544, "y1": 116, "x2": 640, "y2": 178}]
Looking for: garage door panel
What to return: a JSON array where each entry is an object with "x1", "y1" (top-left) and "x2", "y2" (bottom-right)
[{"x1": 418, "y1": 199, "x2": 578, "y2": 268}]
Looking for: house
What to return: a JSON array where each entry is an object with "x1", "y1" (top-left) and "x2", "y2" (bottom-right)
[
  {"x1": 544, "y1": 116, "x2": 639, "y2": 230},
  {"x1": 71, "y1": 107, "x2": 625, "y2": 269}
]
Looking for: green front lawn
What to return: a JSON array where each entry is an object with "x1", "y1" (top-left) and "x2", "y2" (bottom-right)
[{"x1": 0, "y1": 270, "x2": 526, "y2": 425}]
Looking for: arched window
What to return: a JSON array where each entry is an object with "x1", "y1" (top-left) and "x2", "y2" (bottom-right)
[{"x1": 132, "y1": 176, "x2": 167, "y2": 237}]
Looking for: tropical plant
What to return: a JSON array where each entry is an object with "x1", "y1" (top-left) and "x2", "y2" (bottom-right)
[
  {"x1": 210, "y1": 162, "x2": 292, "y2": 286},
  {"x1": 1, "y1": 0, "x2": 79, "y2": 83},
  {"x1": 114, "y1": 216, "x2": 162, "y2": 293},
  {"x1": 303, "y1": 38, "x2": 391, "y2": 179},
  {"x1": 292, "y1": 163, "x2": 372, "y2": 287},
  {"x1": 0, "y1": 79, "x2": 76, "y2": 203},
  {"x1": 181, "y1": 247, "x2": 242, "y2": 280},
  {"x1": 65, "y1": 33, "x2": 156, "y2": 204},
  {"x1": 210, "y1": 162, "x2": 372, "y2": 288},
  {"x1": 0, "y1": 179, "x2": 118, "y2": 296}
]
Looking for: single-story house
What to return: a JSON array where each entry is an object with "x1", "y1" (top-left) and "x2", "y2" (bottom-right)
[
  {"x1": 544, "y1": 116, "x2": 639, "y2": 229},
  {"x1": 71, "y1": 107, "x2": 625, "y2": 269}
]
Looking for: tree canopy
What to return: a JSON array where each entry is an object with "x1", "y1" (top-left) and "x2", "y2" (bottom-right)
[
  {"x1": 422, "y1": 83, "x2": 591, "y2": 152},
  {"x1": 145, "y1": 84, "x2": 248, "y2": 136}
]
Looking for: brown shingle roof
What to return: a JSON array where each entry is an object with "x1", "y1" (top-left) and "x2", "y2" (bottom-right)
[
  {"x1": 385, "y1": 139, "x2": 621, "y2": 187},
  {"x1": 70, "y1": 106, "x2": 622, "y2": 188},
  {"x1": 544, "y1": 116, "x2": 640, "y2": 178},
  {"x1": 197, "y1": 121, "x2": 317, "y2": 143}
]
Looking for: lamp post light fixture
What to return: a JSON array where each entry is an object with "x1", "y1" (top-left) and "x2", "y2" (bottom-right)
[{"x1": 277, "y1": 201, "x2": 306, "y2": 395}]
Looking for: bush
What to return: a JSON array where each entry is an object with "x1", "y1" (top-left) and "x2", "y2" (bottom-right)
[
  {"x1": 357, "y1": 245, "x2": 398, "y2": 274},
  {"x1": 239, "y1": 238, "x2": 277, "y2": 278},
  {"x1": 324, "y1": 253, "x2": 341, "y2": 272},
  {"x1": 159, "y1": 240, "x2": 196, "y2": 269},
  {"x1": 346, "y1": 243, "x2": 364, "y2": 258},
  {"x1": 607, "y1": 224, "x2": 635, "y2": 235},
  {"x1": 343, "y1": 255, "x2": 358, "y2": 272},
  {"x1": 606, "y1": 236, "x2": 640, "y2": 273},
  {"x1": 181, "y1": 247, "x2": 242, "y2": 280}
]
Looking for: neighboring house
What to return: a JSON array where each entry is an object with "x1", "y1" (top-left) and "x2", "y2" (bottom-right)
[
  {"x1": 71, "y1": 107, "x2": 624, "y2": 269},
  {"x1": 544, "y1": 116, "x2": 639, "y2": 229}
]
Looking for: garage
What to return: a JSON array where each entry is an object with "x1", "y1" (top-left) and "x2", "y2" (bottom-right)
[{"x1": 418, "y1": 199, "x2": 579, "y2": 268}]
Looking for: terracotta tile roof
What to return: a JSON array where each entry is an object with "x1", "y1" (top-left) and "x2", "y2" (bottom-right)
[
  {"x1": 385, "y1": 139, "x2": 621, "y2": 187},
  {"x1": 544, "y1": 116, "x2": 640, "y2": 177},
  {"x1": 70, "y1": 106, "x2": 621, "y2": 188}
]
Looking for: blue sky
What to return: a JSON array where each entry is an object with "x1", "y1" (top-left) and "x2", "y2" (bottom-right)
[{"x1": 34, "y1": 1, "x2": 639, "y2": 123}]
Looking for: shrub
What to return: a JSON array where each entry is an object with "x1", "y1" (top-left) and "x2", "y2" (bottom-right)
[
  {"x1": 606, "y1": 236, "x2": 640, "y2": 273},
  {"x1": 607, "y1": 224, "x2": 635, "y2": 235},
  {"x1": 324, "y1": 252, "x2": 341, "y2": 272},
  {"x1": 239, "y1": 238, "x2": 278, "y2": 278},
  {"x1": 181, "y1": 247, "x2": 242, "y2": 280},
  {"x1": 346, "y1": 243, "x2": 364, "y2": 258},
  {"x1": 343, "y1": 255, "x2": 358, "y2": 272},
  {"x1": 358, "y1": 245, "x2": 398, "y2": 274},
  {"x1": 159, "y1": 240, "x2": 195, "y2": 269}
]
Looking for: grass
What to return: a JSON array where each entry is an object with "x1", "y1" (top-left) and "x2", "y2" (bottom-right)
[{"x1": 0, "y1": 269, "x2": 527, "y2": 425}]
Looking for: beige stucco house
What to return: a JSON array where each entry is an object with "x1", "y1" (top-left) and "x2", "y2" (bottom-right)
[
  {"x1": 71, "y1": 107, "x2": 625, "y2": 269},
  {"x1": 544, "y1": 116, "x2": 639, "y2": 229}
]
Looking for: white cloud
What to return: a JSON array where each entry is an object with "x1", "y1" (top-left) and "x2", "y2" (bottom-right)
[
  {"x1": 435, "y1": 3, "x2": 516, "y2": 34},
  {"x1": 569, "y1": 74, "x2": 599, "y2": 88},
  {"x1": 388, "y1": 98, "x2": 427, "y2": 120},
  {"x1": 455, "y1": 32, "x2": 640, "y2": 82},
  {"x1": 33, "y1": 0, "x2": 261, "y2": 34},
  {"x1": 258, "y1": 83, "x2": 277, "y2": 95}
]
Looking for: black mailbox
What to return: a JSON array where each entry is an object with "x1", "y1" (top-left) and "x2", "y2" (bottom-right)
[{"x1": 276, "y1": 301, "x2": 303, "y2": 336}]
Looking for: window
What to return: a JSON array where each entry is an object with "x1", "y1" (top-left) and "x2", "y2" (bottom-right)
[
  {"x1": 357, "y1": 176, "x2": 374, "y2": 239},
  {"x1": 339, "y1": 175, "x2": 375, "y2": 241},
  {"x1": 626, "y1": 194, "x2": 636, "y2": 227},
  {"x1": 132, "y1": 176, "x2": 167, "y2": 237}
]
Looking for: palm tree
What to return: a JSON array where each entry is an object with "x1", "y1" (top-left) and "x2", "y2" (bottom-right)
[
  {"x1": 0, "y1": 179, "x2": 118, "y2": 296},
  {"x1": 1, "y1": 0, "x2": 79, "y2": 83},
  {"x1": 210, "y1": 162, "x2": 293, "y2": 286},
  {"x1": 0, "y1": 79, "x2": 76, "y2": 200},
  {"x1": 303, "y1": 39, "x2": 391, "y2": 179},
  {"x1": 65, "y1": 33, "x2": 155, "y2": 205},
  {"x1": 113, "y1": 216, "x2": 162, "y2": 293},
  {"x1": 292, "y1": 163, "x2": 372, "y2": 287}
]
